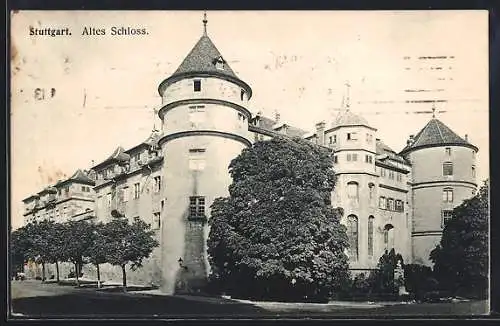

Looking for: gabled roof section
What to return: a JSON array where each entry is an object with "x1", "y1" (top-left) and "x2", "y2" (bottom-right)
[
  {"x1": 92, "y1": 146, "x2": 131, "y2": 170},
  {"x1": 173, "y1": 35, "x2": 238, "y2": 79},
  {"x1": 400, "y1": 118, "x2": 478, "y2": 155},
  {"x1": 68, "y1": 169, "x2": 95, "y2": 185},
  {"x1": 250, "y1": 114, "x2": 308, "y2": 138},
  {"x1": 376, "y1": 139, "x2": 410, "y2": 165},
  {"x1": 126, "y1": 131, "x2": 163, "y2": 153}
]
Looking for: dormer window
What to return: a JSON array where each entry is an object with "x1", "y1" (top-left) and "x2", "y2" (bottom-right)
[{"x1": 215, "y1": 56, "x2": 225, "y2": 70}]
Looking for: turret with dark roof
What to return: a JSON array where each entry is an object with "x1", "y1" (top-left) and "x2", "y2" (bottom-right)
[
  {"x1": 400, "y1": 118, "x2": 478, "y2": 155},
  {"x1": 158, "y1": 23, "x2": 252, "y2": 98}
]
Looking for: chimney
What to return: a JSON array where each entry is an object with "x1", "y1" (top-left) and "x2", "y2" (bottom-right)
[
  {"x1": 465, "y1": 134, "x2": 468, "y2": 141},
  {"x1": 315, "y1": 121, "x2": 326, "y2": 145}
]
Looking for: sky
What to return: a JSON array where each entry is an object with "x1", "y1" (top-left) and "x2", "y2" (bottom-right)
[{"x1": 10, "y1": 10, "x2": 489, "y2": 229}]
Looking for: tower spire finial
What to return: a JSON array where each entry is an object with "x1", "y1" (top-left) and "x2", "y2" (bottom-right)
[
  {"x1": 344, "y1": 81, "x2": 351, "y2": 110},
  {"x1": 432, "y1": 102, "x2": 436, "y2": 118},
  {"x1": 203, "y1": 11, "x2": 208, "y2": 35}
]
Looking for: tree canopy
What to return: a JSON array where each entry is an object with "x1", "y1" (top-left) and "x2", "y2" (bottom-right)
[
  {"x1": 430, "y1": 180, "x2": 489, "y2": 299},
  {"x1": 207, "y1": 136, "x2": 349, "y2": 301}
]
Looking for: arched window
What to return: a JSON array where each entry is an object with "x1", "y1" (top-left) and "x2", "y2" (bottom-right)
[
  {"x1": 347, "y1": 215, "x2": 359, "y2": 261},
  {"x1": 383, "y1": 224, "x2": 394, "y2": 250},
  {"x1": 368, "y1": 183, "x2": 375, "y2": 200},
  {"x1": 368, "y1": 216, "x2": 375, "y2": 257},
  {"x1": 347, "y1": 181, "x2": 359, "y2": 199}
]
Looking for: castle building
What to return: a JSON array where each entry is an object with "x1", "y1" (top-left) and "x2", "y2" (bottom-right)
[{"x1": 20, "y1": 16, "x2": 478, "y2": 292}]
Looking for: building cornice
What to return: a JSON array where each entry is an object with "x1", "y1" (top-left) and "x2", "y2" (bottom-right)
[
  {"x1": 379, "y1": 183, "x2": 409, "y2": 193},
  {"x1": 412, "y1": 180, "x2": 477, "y2": 189},
  {"x1": 412, "y1": 230, "x2": 443, "y2": 237},
  {"x1": 158, "y1": 98, "x2": 252, "y2": 121},
  {"x1": 335, "y1": 171, "x2": 379, "y2": 177},
  {"x1": 158, "y1": 130, "x2": 252, "y2": 148},
  {"x1": 400, "y1": 142, "x2": 479, "y2": 156},
  {"x1": 158, "y1": 71, "x2": 253, "y2": 100},
  {"x1": 324, "y1": 124, "x2": 378, "y2": 134},
  {"x1": 333, "y1": 148, "x2": 378, "y2": 155}
]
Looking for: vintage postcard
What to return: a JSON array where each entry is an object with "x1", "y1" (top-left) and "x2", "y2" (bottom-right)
[{"x1": 9, "y1": 10, "x2": 490, "y2": 318}]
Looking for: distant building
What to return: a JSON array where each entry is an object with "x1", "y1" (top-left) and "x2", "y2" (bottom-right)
[{"x1": 20, "y1": 16, "x2": 478, "y2": 292}]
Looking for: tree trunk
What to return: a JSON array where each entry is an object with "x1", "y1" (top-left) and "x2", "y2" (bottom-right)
[
  {"x1": 75, "y1": 262, "x2": 80, "y2": 287},
  {"x1": 55, "y1": 262, "x2": 60, "y2": 283},
  {"x1": 96, "y1": 264, "x2": 101, "y2": 289},
  {"x1": 41, "y1": 262, "x2": 46, "y2": 282},
  {"x1": 121, "y1": 264, "x2": 127, "y2": 292}
]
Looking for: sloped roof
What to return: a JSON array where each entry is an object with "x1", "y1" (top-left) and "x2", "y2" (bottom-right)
[
  {"x1": 126, "y1": 131, "x2": 162, "y2": 153},
  {"x1": 172, "y1": 35, "x2": 238, "y2": 79},
  {"x1": 376, "y1": 139, "x2": 409, "y2": 165},
  {"x1": 158, "y1": 33, "x2": 252, "y2": 98},
  {"x1": 251, "y1": 115, "x2": 308, "y2": 138},
  {"x1": 330, "y1": 109, "x2": 373, "y2": 129},
  {"x1": 68, "y1": 169, "x2": 95, "y2": 185},
  {"x1": 400, "y1": 118, "x2": 478, "y2": 154}
]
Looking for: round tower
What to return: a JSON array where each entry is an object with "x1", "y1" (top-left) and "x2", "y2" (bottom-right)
[
  {"x1": 400, "y1": 117, "x2": 478, "y2": 266},
  {"x1": 156, "y1": 15, "x2": 253, "y2": 294},
  {"x1": 326, "y1": 109, "x2": 379, "y2": 271}
]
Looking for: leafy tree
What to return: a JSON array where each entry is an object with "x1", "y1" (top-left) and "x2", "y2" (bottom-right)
[
  {"x1": 20, "y1": 221, "x2": 55, "y2": 281},
  {"x1": 207, "y1": 137, "x2": 350, "y2": 301},
  {"x1": 84, "y1": 222, "x2": 108, "y2": 288},
  {"x1": 103, "y1": 217, "x2": 159, "y2": 291},
  {"x1": 61, "y1": 220, "x2": 96, "y2": 287},
  {"x1": 10, "y1": 226, "x2": 30, "y2": 277},
  {"x1": 430, "y1": 180, "x2": 489, "y2": 299},
  {"x1": 46, "y1": 222, "x2": 67, "y2": 282}
]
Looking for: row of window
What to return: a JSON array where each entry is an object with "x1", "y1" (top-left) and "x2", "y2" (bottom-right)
[
  {"x1": 442, "y1": 162, "x2": 476, "y2": 178},
  {"x1": 192, "y1": 79, "x2": 248, "y2": 102},
  {"x1": 333, "y1": 153, "x2": 374, "y2": 164},
  {"x1": 143, "y1": 196, "x2": 205, "y2": 231},
  {"x1": 328, "y1": 132, "x2": 374, "y2": 145},
  {"x1": 346, "y1": 215, "x2": 395, "y2": 261},
  {"x1": 445, "y1": 147, "x2": 477, "y2": 160},
  {"x1": 380, "y1": 168, "x2": 404, "y2": 182},
  {"x1": 98, "y1": 176, "x2": 162, "y2": 207},
  {"x1": 81, "y1": 186, "x2": 92, "y2": 193},
  {"x1": 379, "y1": 197, "x2": 405, "y2": 212}
]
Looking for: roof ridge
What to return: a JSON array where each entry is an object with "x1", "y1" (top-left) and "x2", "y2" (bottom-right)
[{"x1": 434, "y1": 119, "x2": 445, "y2": 143}]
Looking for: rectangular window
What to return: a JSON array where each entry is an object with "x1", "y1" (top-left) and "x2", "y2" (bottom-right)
[
  {"x1": 472, "y1": 166, "x2": 476, "y2": 178},
  {"x1": 333, "y1": 155, "x2": 338, "y2": 164},
  {"x1": 133, "y1": 153, "x2": 141, "y2": 163},
  {"x1": 189, "y1": 196, "x2": 205, "y2": 219},
  {"x1": 389, "y1": 170, "x2": 395, "y2": 180},
  {"x1": 106, "y1": 193, "x2": 112, "y2": 207},
  {"x1": 188, "y1": 105, "x2": 205, "y2": 128},
  {"x1": 153, "y1": 212, "x2": 161, "y2": 230},
  {"x1": 134, "y1": 183, "x2": 140, "y2": 199},
  {"x1": 347, "y1": 132, "x2": 357, "y2": 140},
  {"x1": 379, "y1": 196, "x2": 386, "y2": 209},
  {"x1": 189, "y1": 148, "x2": 206, "y2": 171},
  {"x1": 154, "y1": 176, "x2": 161, "y2": 193},
  {"x1": 194, "y1": 80, "x2": 201, "y2": 92},
  {"x1": 445, "y1": 147, "x2": 451, "y2": 156},
  {"x1": 443, "y1": 162, "x2": 453, "y2": 176},
  {"x1": 396, "y1": 173, "x2": 402, "y2": 182},
  {"x1": 387, "y1": 198, "x2": 395, "y2": 211},
  {"x1": 122, "y1": 187, "x2": 129, "y2": 202},
  {"x1": 352, "y1": 153, "x2": 358, "y2": 161},
  {"x1": 381, "y1": 168, "x2": 386, "y2": 177},
  {"x1": 442, "y1": 188, "x2": 453, "y2": 202},
  {"x1": 347, "y1": 154, "x2": 352, "y2": 161},
  {"x1": 333, "y1": 135, "x2": 337, "y2": 143},
  {"x1": 442, "y1": 210, "x2": 453, "y2": 227},
  {"x1": 395, "y1": 200, "x2": 404, "y2": 212}
]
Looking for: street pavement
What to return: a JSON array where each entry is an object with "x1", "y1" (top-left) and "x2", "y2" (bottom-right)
[{"x1": 10, "y1": 280, "x2": 489, "y2": 318}]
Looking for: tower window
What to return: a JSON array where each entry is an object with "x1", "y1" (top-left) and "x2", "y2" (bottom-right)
[
  {"x1": 442, "y1": 210, "x2": 453, "y2": 227},
  {"x1": 368, "y1": 183, "x2": 375, "y2": 199},
  {"x1": 443, "y1": 162, "x2": 453, "y2": 176},
  {"x1": 347, "y1": 132, "x2": 357, "y2": 140},
  {"x1": 352, "y1": 153, "x2": 358, "y2": 161},
  {"x1": 368, "y1": 216, "x2": 374, "y2": 257},
  {"x1": 472, "y1": 166, "x2": 476, "y2": 178},
  {"x1": 189, "y1": 148, "x2": 206, "y2": 171},
  {"x1": 387, "y1": 198, "x2": 395, "y2": 211},
  {"x1": 395, "y1": 200, "x2": 404, "y2": 212},
  {"x1": 333, "y1": 155, "x2": 338, "y2": 164},
  {"x1": 154, "y1": 176, "x2": 161, "y2": 193},
  {"x1": 445, "y1": 147, "x2": 451, "y2": 156},
  {"x1": 381, "y1": 168, "x2": 386, "y2": 177},
  {"x1": 193, "y1": 80, "x2": 201, "y2": 92},
  {"x1": 347, "y1": 215, "x2": 358, "y2": 261},
  {"x1": 347, "y1": 181, "x2": 359, "y2": 199},
  {"x1": 329, "y1": 136, "x2": 333, "y2": 144},
  {"x1": 240, "y1": 89, "x2": 245, "y2": 101},
  {"x1": 152, "y1": 212, "x2": 161, "y2": 230},
  {"x1": 442, "y1": 188, "x2": 453, "y2": 202},
  {"x1": 189, "y1": 196, "x2": 206, "y2": 219},
  {"x1": 215, "y1": 56, "x2": 225, "y2": 70},
  {"x1": 333, "y1": 135, "x2": 337, "y2": 143}
]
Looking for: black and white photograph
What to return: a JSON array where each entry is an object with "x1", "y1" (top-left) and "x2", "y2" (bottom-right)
[{"x1": 9, "y1": 10, "x2": 490, "y2": 318}]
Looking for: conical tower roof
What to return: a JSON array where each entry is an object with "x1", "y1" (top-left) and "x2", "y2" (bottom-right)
[
  {"x1": 330, "y1": 109, "x2": 375, "y2": 130},
  {"x1": 158, "y1": 16, "x2": 252, "y2": 98},
  {"x1": 400, "y1": 118, "x2": 478, "y2": 155}
]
